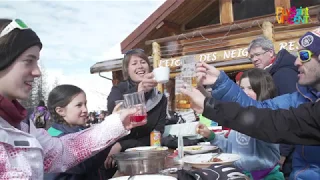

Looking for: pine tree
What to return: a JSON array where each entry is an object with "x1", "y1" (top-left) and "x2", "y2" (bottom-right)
[{"x1": 52, "y1": 77, "x2": 60, "y2": 89}]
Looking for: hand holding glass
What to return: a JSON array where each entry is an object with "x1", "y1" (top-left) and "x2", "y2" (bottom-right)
[{"x1": 123, "y1": 91, "x2": 147, "y2": 124}]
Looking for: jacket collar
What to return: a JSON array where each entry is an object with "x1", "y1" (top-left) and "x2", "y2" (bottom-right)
[
  {"x1": 145, "y1": 88, "x2": 163, "y2": 112},
  {"x1": 263, "y1": 57, "x2": 276, "y2": 70},
  {"x1": 51, "y1": 123, "x2": 83, "y2": 134},
  {"x1": 296, "y1": 84, "x2": 319, "y2": 102}
]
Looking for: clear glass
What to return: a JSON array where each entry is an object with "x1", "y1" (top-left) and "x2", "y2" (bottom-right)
[
  {"x1": 123, "y1": 91, "x2": 147, "y2": 124},
  {"x1": 175, "y1": 75, "x2": 191, "y2": 111},
  {"x1": 181, "y1": 55, "x2": 197, "y2": 90}
]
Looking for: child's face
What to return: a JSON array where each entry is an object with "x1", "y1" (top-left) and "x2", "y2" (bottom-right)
[
  {"x1": 58, "y1": 92, "x2": 88, "y2": 126},
  {"x1": 240, "y1": 77, "x2": 257, "y2": 100}
]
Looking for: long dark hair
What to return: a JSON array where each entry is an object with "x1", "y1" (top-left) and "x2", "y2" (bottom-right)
[
  {"x1": 47, "y1": 84, "x2": 84, "y2": 124},
  {"x1": 240, "y1": 68, "x2": 277, "y2": 101}
]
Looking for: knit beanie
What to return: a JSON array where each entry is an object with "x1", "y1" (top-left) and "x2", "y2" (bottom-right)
[{"x1": 0, "y1": 25, "x2": 42, "y2": 70}]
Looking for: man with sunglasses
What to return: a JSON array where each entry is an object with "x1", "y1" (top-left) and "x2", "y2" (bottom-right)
[
  {"x1": 195, "y1": 27, "x2": 320, "y2": 180},
  {"x1": 248, "y1": 36, "x2": 298, "y2": 177}
]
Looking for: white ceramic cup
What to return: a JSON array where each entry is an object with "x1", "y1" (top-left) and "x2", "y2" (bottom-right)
[{"x1": 153, "y1": 66, "x2": 170, "y2": 83}]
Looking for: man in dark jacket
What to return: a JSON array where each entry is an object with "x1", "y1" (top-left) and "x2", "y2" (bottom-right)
[
  {"x1": 179, "y1": 87, "x2": 320, "y2": 145},
  {"x1": 248, "y1": 36, "x2": 298, "y2": 177},
  {"x1": 202, "y1": 98, "x2": 320, "y2": 146}
]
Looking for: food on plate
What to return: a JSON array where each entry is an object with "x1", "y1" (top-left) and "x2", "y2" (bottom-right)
[
  {"x1": 209, "y1": 157, "x2": 223, "y2": 162},
  {"x1": 127, "y1": 146, "x2": 168, "y2": 152},
  {"x1": 155, "y1": 147, "x2": 167, "y2": 151},
  {"x1": 184, "y1": 146, "x2": 202, "y2": 151}
]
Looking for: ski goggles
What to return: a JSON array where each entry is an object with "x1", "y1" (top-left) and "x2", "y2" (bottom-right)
[
  {"x1": 0, "y1": 19, "x2": 29, "y2": 38},
  {"x1": 298, "y1": 50, "x2": 314, "y2": 63}
]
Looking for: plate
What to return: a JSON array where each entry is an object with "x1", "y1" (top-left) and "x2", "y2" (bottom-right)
[
  {"x1": 182, "y1": 145, "x2": 218, "y2": 154},
  {"x1": 182, "y1": 153, "x2": 241, "y2": 168},
  {"x1": 110, "y1": 174, "x2": 177, "y2": 180},
  {"x1": 125, "y1": 146, "x2": 168, "y2": 152}
]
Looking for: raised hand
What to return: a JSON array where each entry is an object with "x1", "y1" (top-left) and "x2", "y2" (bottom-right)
[
  {"x1": 196, "y1": 62, "x2": 220, "y2": 86},
  {"x1": 137, "y1": 72, "x2": 158, "y2": 93},
  {"x1": 179, "y1": 86, "x2": 205, "y2": 114}
]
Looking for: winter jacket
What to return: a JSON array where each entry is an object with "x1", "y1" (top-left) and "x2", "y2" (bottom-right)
[
  {"x1": 45, "y1": 123, "x2": 116, "y2": 180},
  {"x1": 211, "y1": 71, "x2": 320, "y2": 180},
  {"x1": 0, "y1": 114, "x2": 129, "y2": 179},
  {"x1": 268, "y1": 49, "x2": 298, "y2": 96}
]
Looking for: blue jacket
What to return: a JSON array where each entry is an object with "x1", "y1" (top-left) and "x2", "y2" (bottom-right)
[
  {"x1": 211, "y1": 130, "x2": 280, "y2": 172},
  {"x1": 211, "y1": 71, "x2": 320, "y2": 180}
]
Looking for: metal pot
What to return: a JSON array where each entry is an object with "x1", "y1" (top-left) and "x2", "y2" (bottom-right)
[{"x1": 112, "y1": 150, "x2": 169, "y2": 176}]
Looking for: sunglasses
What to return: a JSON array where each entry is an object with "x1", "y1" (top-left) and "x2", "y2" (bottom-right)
[
  {"x1": 0, "y1": 19, "x2": 29, "y2": 38},
  {"x1": 298, "y1": 50, "x2": 314, "y2": 63},
  {"x1": 124, "y1": 48, "x2": 144, "y2": 55}
]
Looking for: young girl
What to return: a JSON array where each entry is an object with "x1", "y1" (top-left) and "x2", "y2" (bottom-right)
[
  {"x1": 45, "y1": 85, "x2": 116, "y2": 179},
  {"x1": 197, "y1": 68, "x2": 284, "y2": 180},
  {"x1": 0, "y1": 18, "x2": 145, "y2": 179}
]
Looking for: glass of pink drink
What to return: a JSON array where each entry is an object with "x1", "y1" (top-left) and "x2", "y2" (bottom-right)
[{"x1": 123, "y1": 91, "x2": 147, "y2": 124}]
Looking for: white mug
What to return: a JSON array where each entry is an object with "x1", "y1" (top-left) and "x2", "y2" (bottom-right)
[{"x1": 153, "y1": 66, "x2": 170, "y2": 83}]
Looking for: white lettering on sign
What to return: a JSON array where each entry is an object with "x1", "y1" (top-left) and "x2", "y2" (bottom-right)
[
  {"x1": 199, "y1": 54, "x2": 206, "y2": 62},
  {"x1": 175, "y1": 59, "x2": 181, "y2": 66},
  {"x1": 242, "y1": 48, "x2": 248, "y2": 57},
  {"x1": 230, "y1": 50, "x2": 237, "y2": 58},
  {"x1": 224, "y1": 50, "x2": 231, "y2": 59},
  {"x1": 199, "y1": 53, "x2": 217, "y2": 63},
  {"x1": 206, "y1": 53, "x2": 217, "y2": 62},
  {"x1": 288, "y1": 41, "x2": 295, "y2": 51},
  {"x1": 158, "y1": 40, "x2": 298, "y2": 68},
  {"x1": 279, "y1": 42, "x2": 288, "y2": 50},
  {"x1": 279, "y1": 41, "x2": 299, "y2": 50}
]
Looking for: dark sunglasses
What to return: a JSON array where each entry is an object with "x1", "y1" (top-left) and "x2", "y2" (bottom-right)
[
  {"x1": 298, "y1": 50, "x2": 313, "y2": 63},
  {"x1": 124, "y1": 48, "x2": 144, "y2": 55}
]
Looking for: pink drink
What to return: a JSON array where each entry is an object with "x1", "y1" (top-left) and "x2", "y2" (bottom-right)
[
  {"x1": 130, "y1": 114, "x2": 147, "y2": 123},
  {"x1": 130, "y1": 104, "x2": 147, "y2": 124}
]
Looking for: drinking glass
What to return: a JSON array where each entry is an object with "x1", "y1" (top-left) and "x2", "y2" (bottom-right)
[
  {"x1": 181, "y1": 55, "x2": 197, "y2": 89},
  {"x1": 123, "y1": 91, "x2": 147, "y2": 124},
  {"x1": 175, "y1": 74, "x2": 191, "y2": 111}
]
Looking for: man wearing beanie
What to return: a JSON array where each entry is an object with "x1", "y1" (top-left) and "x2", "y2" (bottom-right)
[{"x1": 206, "y1": 27, "x2": 320, "y2": 180}]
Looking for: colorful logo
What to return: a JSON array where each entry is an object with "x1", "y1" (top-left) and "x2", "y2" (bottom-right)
[{"x1": 276, "y1": 6, "x2": 310, "y2": 24}]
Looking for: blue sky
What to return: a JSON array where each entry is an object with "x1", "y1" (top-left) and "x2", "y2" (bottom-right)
[{"x1": 2, "y1": 0, "x2": 165, "y2": 111}]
